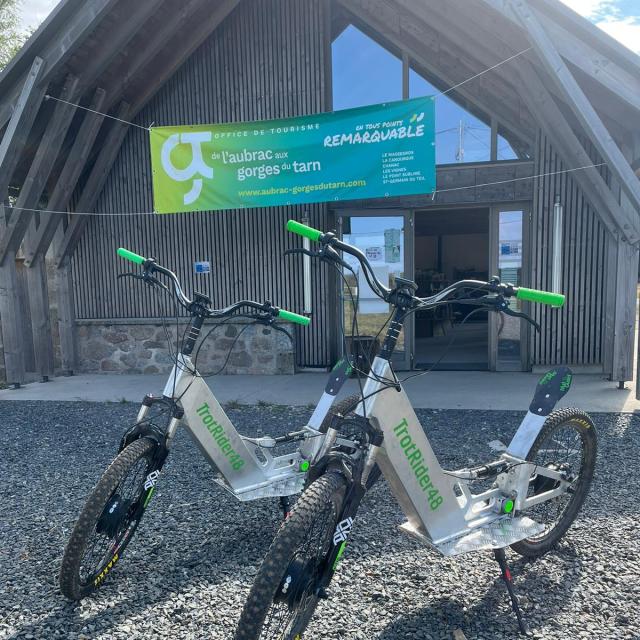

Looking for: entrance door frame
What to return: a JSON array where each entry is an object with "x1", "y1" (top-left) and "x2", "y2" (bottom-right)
[
  {"x1": 488, "y1": 203, "x2": 532, "y2": 372},
  {"x1": 335, "y1": 209, "x2": 414, "y2": 370},
  {"x1": 333, "y1": 202, "x2": 532, "y2": 371}
]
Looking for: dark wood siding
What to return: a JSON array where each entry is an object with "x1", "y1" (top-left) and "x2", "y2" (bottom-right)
[
  {"x1": 529, "y1": 132, "x2": 608, "y2": 368},
  {"x1": 71, "y1": 0, "x2": 332, "y2": 367}
]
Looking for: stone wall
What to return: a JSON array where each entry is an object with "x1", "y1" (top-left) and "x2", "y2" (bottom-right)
[{"x1": 76, "y1": 320, "x2": 296, "y2": 375}]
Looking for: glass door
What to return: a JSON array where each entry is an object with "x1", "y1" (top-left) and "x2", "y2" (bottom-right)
[
  {"x1": 337, "y1": 211, "x2": 413, "y2": 370},
  {"x1": 489, "y1": 206, "x2": 530, "y2": 371}
]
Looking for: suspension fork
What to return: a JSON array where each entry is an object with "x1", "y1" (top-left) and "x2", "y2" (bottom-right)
[
  {"x1": 120, "y1": 395, "x2": 184, "y2": 512},
  {"x1": 316, "y1": 441, "x2": 382, "y2": 594},
  {"x1": 316, "y1": 479, "x2": 367, "y2": 597}
]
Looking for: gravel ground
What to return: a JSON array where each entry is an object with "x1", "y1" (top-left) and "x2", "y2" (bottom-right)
[{"x1": 0, "y1": 401, "x2": 638, "y2": 640}]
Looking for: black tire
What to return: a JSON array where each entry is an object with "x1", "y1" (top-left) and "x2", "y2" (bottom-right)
[
  {"x1": 60, "y1": 437, "x2": 158, "y2": 600},
  {"x1": 511, "y1": 408, "x2": 597, "y2": 558},
  {"x1": 323, "y1": 394, "x2": 381, "y2": 489},
  {"x1": 235, "y1": 472, "x2": 348, "y2": 640}
]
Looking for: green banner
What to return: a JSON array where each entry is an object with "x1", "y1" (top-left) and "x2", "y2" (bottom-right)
[{"x1": 150, "y1": 96, "x2": 435, "y2": 214}]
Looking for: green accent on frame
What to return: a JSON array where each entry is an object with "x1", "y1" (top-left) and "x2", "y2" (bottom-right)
[
  {"x1": 332, "y1": 541, "x2": 348, "y2": 570},
  {"x1": 299, "y1": 460, "x2": 310, "y2": 473},
  {"x1": 143, "y1": 487, "x2": 155, "y2": 508},
  {"x1": 150, "y1": 96, "x2": 436, "y2": 213},
  {"x1": 503, "y1": 499, "x2": 514, "y2": 514}
]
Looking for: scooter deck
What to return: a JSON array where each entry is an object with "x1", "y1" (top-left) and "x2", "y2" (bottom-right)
[{"x1": 399, "y1": 516, "x2": 545, "y2": 556}]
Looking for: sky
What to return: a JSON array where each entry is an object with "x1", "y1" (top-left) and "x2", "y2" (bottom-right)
[{"x1": 17, "y1": 0, "x2": 640, "y2": 54}]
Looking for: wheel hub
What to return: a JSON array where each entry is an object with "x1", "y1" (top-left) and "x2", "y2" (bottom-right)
[
  {"x1": 274, "y1": 555, "x2": 317, "y2": 608},
  {"x1": 96, "y1": 494, "x2": 132, "y2": 538}
]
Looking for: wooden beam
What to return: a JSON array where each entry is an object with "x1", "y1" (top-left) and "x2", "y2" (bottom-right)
[
  {"x1": 24, "y1": 255, "x2": 55, "y2": 380},
  {"x1": 533, "y1": 0, "x2": 640, "y2": 77},
  {"x1": 515, "y1": 58, "x2": 639, "y2": 243},
  {"x1": 0, "y1": 58, "x2": 47, "y2": 385},
  {"x1": 52, "y1": 224, "x2": 77, "y2": 374},
  {"x1": 392, "y1": 0, "x2": 536, "y2": 151},
  {"x1": 0, "y1": 57, "x2": 46, "y2": 197},
  {"x1": 71, "y1": 0, "x2": 167, "y2": 91},
  {"x1": 611, "y1": 237, "x2": 638, "y2": 382},
  {"x1": 18, "y1": 75, "x2": 82, "y2": 381},
  {"x1": 535, "y1": 12, "x2": 640, "y2": 115},
  {"x1": 0, "y1": 202, "x2": 25, "y2": 385},
  {"x1": 23, "y1": 87, "x2": 107, "y2": 266},
  {"x1": 510, "y1": 0, "x2": 640, "y2": 222},
  {"x1": 55, "y1": 101, "x2": 131, "y2": 268},
  {"x1": 5, "y1": 74, "x2": 81, "y2": 383},
  {"x1": 337, "y1": 0, "x2": 534, "y2": 146},
  {"x1": 480, "y1": 0, "x2": 640, "y2": 115},
  {"x1": 0, "y1": 75, "x2": 81, "y2": 266},
  {"x1": 0, "y1": 0, "x2": 119, "y2": 129},
  {"x1": 99, "y1": 0, "x2": 214, "y2": 112},
  {"x1": 127, "y1": 0, "x2": 241, "y2": 116}
]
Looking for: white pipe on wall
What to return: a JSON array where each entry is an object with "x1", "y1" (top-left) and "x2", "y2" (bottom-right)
[{"x1": 552, "y1": 195, "x2": 563, "y2": 294}]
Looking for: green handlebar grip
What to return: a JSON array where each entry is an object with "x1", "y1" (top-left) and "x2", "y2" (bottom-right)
[
  {"x1": 516, "y1": 287, "x2": 565, "y2": 307},
  {"x1": 117, "y1": 248, "x2": 146, "y2": 265},
  {"x1": 278, "y1": 309, "x2": 311, "y2": 326},
  {"x1": 286, "y1": 219, "x2": 323, "y2": 241}
]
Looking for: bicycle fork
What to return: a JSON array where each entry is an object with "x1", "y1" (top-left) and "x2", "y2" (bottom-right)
[{"x1": 316, "y1": 479, "x2": 368, "y2": 599}]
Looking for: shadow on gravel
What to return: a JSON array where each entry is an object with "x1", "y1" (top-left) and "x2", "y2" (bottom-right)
[
  {"x1": 378, "y1": 546, "x2": 582, "y2": 639},
  {"x1": 4, "y1": 507, "x2": 279, "y2": 640}
]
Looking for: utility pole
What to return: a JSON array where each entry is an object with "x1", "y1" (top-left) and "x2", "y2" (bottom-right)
[{"x1": 457, "y1": 119, "x2": 465, "y2": 162}]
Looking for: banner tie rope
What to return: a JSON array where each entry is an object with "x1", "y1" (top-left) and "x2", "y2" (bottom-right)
[
  {"x1": 41, "y1": 47, "x2": 534, "y2": 133},
  {"x1": 4, "y1": 162, "x2": 608, "y2": 217}
]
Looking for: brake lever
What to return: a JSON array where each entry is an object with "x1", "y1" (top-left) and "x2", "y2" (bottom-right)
[
  {"x1": 454, "y1": 294, "x2": 541, "y2": 332},
  {"x1": 143, "y1": 273, "x2": 170, "y2": 293},
  {"x1": 117, "y1": 272, "x2": 144, "y2": 281},
  {"x1": 283, "y1": 246, "x2": 351, "y2": 271},
  {"x1": 501, "y1": 305, "x2": 541, "y2": 332},
  {"x1": 283, "y1": 248, "x2": 319, "y2": 259},
  {"x1": 117, "y1": 271, "x2": 170, "y2": 294}
]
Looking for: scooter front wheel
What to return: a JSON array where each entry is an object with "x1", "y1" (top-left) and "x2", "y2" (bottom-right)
[
  {"x1": 235, "y1": 472, "x2": 347, "y2": 640},
  {"x1": 59, "y1": 437, "x2": 159, "y2": 599}
]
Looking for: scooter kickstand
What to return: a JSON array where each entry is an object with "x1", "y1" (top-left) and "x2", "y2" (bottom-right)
[
  {"x1": 279, "y1": 496, "x2": 293, "y2": 520},
  {"x1": 493, "y1": 548, "x2": 529, "y2": 635}
]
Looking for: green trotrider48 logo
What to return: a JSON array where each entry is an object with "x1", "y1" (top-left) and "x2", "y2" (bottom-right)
[
  {"x1": 197, "y1": 403, "x2": 246, "y2": 470},
  {"x1": 394, "y1": 418, "x2": 443, "y2": 510}
]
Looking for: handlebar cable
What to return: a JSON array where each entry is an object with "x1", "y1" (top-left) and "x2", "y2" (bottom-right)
[
  {"x1": 337, "y1": 260, "x2": 367, "y2": 417},
  {"x1": 331, "y1": 261, "x2": 398, "y2": 392},
  {"x1": 342, "y1": 305, "x2": 491, "y2": 416}
]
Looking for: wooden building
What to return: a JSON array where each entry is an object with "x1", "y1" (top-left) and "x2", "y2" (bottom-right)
[{"x1": 0, "y1": 0, "x2": 638, "y2": 388}]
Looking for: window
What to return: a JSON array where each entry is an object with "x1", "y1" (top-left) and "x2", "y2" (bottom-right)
[
  {"x1": 410, "y1": 70, "x2": 492, "y2": 164},
  {"x1": 332, "y1": 25, "x2": 402, "y2": 111},
  {"x1": 331, "y1": 26, "x2": 524, "y2": 163},
  {"x1": 497, "y1": 134, "x2": 519, "y2": 160}
]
